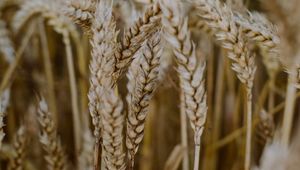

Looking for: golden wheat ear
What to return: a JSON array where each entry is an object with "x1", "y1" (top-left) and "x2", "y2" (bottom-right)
[
  {"x1": 37, "y1": 98, "x2": 67, "y2": 170},
  {"x1": 8, "y1": 125, "x2": 27, "y2": 170}
]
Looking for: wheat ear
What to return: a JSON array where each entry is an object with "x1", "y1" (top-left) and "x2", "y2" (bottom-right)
[
  {"x1": 0, "y1": 88, "x2": 10, "y2": 149},
  {"x1": 160, "y1": 1, "x2": 208, "y2": 170},
  {"x1": 190, "y1": 0, "x2": 256, "y2": 169},
  {"x1": 64, "y1": 0, "x2": 96, "y2": 36},
  {"x1": 8, "y1": 126, "x2": 27, "y2": 170},
  {"x1": 116, "y1": 2, "x2": 162, "y2": 75},
  {"x1": 126, "y1": 33, "x2": 162, "y2": 169},
  {"x1": 0, "y1": 20, "x2": 15, "y2": 63},
  {"x1": 97, "y1": 87, "x2": 126, "y2": 170},
  {"x1": 37, "y1": 98, "x2": 67, "y2": 170}
]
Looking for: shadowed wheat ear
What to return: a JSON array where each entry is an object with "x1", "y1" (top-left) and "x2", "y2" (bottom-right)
[
  {"x1": 97, "y1": 87, "x2": 126, "y2": 170},
  {"x1": 0, "y1": 88, "x2": 10, "y2": 149},
  {"x1": 0, "y1": 20, "x2": 15, "y2": 63},
  {"x1": 126, "y1": 33, "x2": 162, "y2": 169},
  {"x1": 8, "y1": 126, "x2": 27, "y2": 170},
  {"x1": 64, "y1": 0, "x2": 96, "y2": 36},
  {"x1": 116, "y1": 2, "x2": 162, "y2": 75},
  {"x1": 38, "y1": 98, "x2": 67, "y2": 170},
  {"x1": 189, "y1": 0, "x2": 256, "y2": 169},
  {"x1": 160, "y1": 0, "x2": 208, "y2": 170}
]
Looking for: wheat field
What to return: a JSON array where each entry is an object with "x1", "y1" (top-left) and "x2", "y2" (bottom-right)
[{"x1": 0, "y1": 0, "x2": 299, "y2": 169}]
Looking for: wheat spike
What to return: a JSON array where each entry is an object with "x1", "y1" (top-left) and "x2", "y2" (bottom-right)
[
  {"x1": 8, "y1": 126, "x2": 27, "y2": 170},
  {"x1": 116, "y1": 2, "x2": 162, "y2": 74},
  {"x1": 37, "y1": 98, "x2": 67, "y2": 170},
  {"x1": 0, "y1": 20, "x2": 15, "y2": 63},
  {"x1": 98, "y1": 88, "x2": 126, "y2": 170},
  {"x1": 78, "y1": 129, "x2": 93, "y2": 170},
  {"x1": 160, "y1": 0, "x2": 208, "y2": 169},
  {"x1": 234, "y1": 12, "x2": 280, "y2": 75},
  {"x1": 88, "y1": 0, "x2": 120, "y2": 141},
  {"x1": 126, "y1": 33, "x2": 162, "y2": 169},
  {"x1": 64, "y1": 0, "x2": 96, "y2": 35},
  {"x1": 0, "y1": 88, "x2": 10, "y2": 149}
]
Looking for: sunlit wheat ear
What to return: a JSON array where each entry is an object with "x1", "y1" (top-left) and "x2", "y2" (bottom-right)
[
  {"x1": 64, "y1": 0, "x2": 96, "y2": 36},
  {"x1": 0, "y1": 20, "x2": 15, "y2": 63},
  {"x1": 160, "y1": 0, "x2": 208, "y2": 170},
  {"x1": 0, "y1": 88, "x2": 10, "y2": 149},
  {"x1": 88, "y1": 0, "x2": 120, "y2": 142},
  {"x1": 78, "y1": 129, "x2": 94, "y2": 170},
  {"x1": 8, "y1": 126, "x2": 27, "y2": 170},
  {"x1": 116, "y1": 2, "x2": 162, "y2": 74},
  {"x1": 126, "y1": 33, "x2": 162, "y2": 169},
  {"x1": 97, "y1": 87, "x2": 126, "y2": 170},
  {"x1": 38, "y1": 98, "x2": 67, "y2": 170}
]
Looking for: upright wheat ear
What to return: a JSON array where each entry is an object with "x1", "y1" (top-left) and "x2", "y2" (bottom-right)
[
  {"x1": 64, "y1": 0, "x2": 96, "y2": 36},
  {"x1": 0, "y1": 20, "x2": 15, "y2": 63},
  {"x1": 38, "y1": 98, "x2": 67, "y2": 170},
  {"x1": 160, "y1": 1, "x2": 208, "y2": 170},
  {"x1": 98, "y1": 87, "x2": 126, "y2": 170},
  {"x1": 190, "y1": 0, "x2": 256, "y2": 169},
  {"x1": 8, "y1": 126, "x2": 27, "y2": 170},
  {"x1": 0, "y1": 88, "x2": 10, "y2": 149},
  {"x1": 126, "y1": 33, "x2": 162, "y2": 169}
]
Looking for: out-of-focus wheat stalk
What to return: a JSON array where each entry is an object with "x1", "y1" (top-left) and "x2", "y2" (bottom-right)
[
  {"x1": 160, "y1": 1, "x2": 208, "y2": 170},
  {"x1": 126, "y1": 33, "x2": 162, "y2": 169},
  {"x1": 37, "y1": 98, "x2": 67, "y2": 170},
  {"x1": 0, "y1": 19, "x2": 15, "y2": 63},
  {"x1": 13, "y1": 0, "x2": 82, "y2": 154},
  {"x1": 8, "y1": 126, "x2": 27, "y2": 170}
]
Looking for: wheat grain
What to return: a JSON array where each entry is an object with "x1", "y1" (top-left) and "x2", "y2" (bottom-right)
[
  {"x1": 160, "y1": 0, "x2": 208, "y2": 169},
  {"x1": 126, "y1": 33, "x2": 162, "y2": 169},
  {"x1": 37, "y1": 98, "x2": 67, "y2": 170},
  {"x1": 8, "y1": 126, "x2": 27, "y2": 170},
  {"x1": 97, "y1": 87, "x2": 126, "y2": 170},
  {"x1": 0, "y1": 20, "x2": 15, "y2": 63}
]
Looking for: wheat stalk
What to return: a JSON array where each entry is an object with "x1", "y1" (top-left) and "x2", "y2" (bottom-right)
[
  {"x1": 0, "y1": 19, "x2": 15, "y2": 63},
  {"x1": 160, "y1": 1, "x2": 208, "y2": 170},
  {"x1": 98, "y1": 87, "x2": 126, "y2": 170},
  {"x1": 8, "y1": 126, "x2": 27, "y2": 170},
  {"x1": 126, "y1": 33, "x2": 162, "y2": 169},
  {"x1": 37, "y1": 98, "x2": 67, "y2": 170}
]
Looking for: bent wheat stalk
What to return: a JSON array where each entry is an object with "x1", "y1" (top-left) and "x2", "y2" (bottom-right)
[{"x1": 160, "y1": 1, "x2": 208, "y2": 170}]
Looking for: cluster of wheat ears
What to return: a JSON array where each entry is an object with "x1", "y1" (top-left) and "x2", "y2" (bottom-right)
[{"x1": 1, "y1": 0, "x2": 300, "y2": 169}]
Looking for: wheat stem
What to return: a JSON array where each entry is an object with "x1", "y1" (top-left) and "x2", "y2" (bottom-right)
[
  {"x1": 63, "y1": 32, "x2": 81, "y2": 157},
  {"x1": 245, "y1": 88, "x2": 253, "y2": 170}
]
